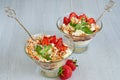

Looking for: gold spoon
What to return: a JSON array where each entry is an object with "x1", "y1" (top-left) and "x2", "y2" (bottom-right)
[
  {"x1": 96, "y1": 0, "x2": 116, "y2": 22},
  {"x1": 5, "y1": 7, "x2": 34, "y2": 40}
]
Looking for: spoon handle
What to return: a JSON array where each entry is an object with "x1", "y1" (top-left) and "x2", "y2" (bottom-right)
[
  {"x1": 14, "y1": 18, "x2": 34, "y2": 40},
  {"x1": 96, "y1": 0, "x2": 116, "y2": 22},
  {"x1": 5, "y1": 7, "x2": 34, "y2": 40}
]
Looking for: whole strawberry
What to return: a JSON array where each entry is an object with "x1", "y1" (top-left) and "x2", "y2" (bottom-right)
[
  {"x1": 66, "y1": 59, "x2": 78, "y2": 71},
  {"x1": 58, "y1": 65, "x2": 72, "y2": 80}
]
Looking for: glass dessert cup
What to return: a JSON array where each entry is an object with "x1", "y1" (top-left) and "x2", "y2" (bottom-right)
[
  {"x1": 25, "y1": 33, "x2": 74, "y2": 78},
  {"x1": 56, "y1": 15, "x2": 103, "y2": 53}
]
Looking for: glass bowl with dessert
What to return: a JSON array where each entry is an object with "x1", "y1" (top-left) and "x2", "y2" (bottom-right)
[
  {"x1": 57, "y1": 12, "x2": 102, "y2": 53},
  {"x1": 25, "y1": 33, "x2": 74, "y2": 77}
]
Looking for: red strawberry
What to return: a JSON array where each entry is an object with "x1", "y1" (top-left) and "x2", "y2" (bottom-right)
[
  {"x1": 55, "y1": 38, "x2": 68, "y2": 51},
  {"x1": 78, "y1": 14, "x2": 87, "y2": 21},
  {"x1": 66, "y1": 59, "x2": 78, "y2": 71},
  {"x1": 60, "y1": 44, "x2": 68, "y2": 51},
  {"x1": 69, "y1": 12, "x2": 78, "y2": 20},
  {"x1": 49, "y1": 35, "x2": 56, "y2": 44},
  {"x1": 58, "y1": 65, "x2": 72, "y2": 80},
  {"x1": 63, "y1": 17, "x2": 70, "y2": 25},
  {"x1": 41, "y1": 36, "x2": 50, "y2": 46},
  {"x1": 87, "y1": 18, "x2": 96, "y2": 24},
  {"x1": 55, "y1": 38, "x2": 63, "y2": 48}
]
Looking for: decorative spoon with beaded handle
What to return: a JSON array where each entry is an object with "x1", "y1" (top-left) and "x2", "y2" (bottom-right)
[
  {"x1": 5, "y1": 7, "x2": 34, "y2": 40},
  {"x1": 96, "y1": 0, "x2": 116, "y2": 22}
]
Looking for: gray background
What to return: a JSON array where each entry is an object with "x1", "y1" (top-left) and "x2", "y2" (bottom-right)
[{"x1": 0, "y1": 0, "x2": 120, "y2": 80}]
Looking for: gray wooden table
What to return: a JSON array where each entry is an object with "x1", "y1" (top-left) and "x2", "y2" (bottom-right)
[{"x1": 0, "y1": 0, "x2": 120, "y2": 80}]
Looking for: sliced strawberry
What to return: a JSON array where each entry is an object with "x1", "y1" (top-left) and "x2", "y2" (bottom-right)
[
  {"x1": 87, "y1": 18, "x2": 96, "y2": 24},
  {"x1": 58, "y1": 65, "x2": 72, "y2": 79},
  {"x1": 63, "y1": 17, "x2": 70, "y2": 25},
  {"x1": 66, "y1": 59, "x2": 78, "y2": 71},
  {"x1": 49, "y1": 35, "x2": 56, "y2": 44},
  {"x1": 60, "y1": 44, "x2": 68, "y2": 51},
  {"x1": 55, "y1": 38, "x2": 63, "y2": 49},
  {"x1": 69, "y1": 12, "x2": 78, "y2": 20},
  {"x1": 41, "y1": 36, "x2": 49, "y2": 46},
  {"x1": 78, "y1": 14, "x2": 87, "y2": 21},
  {"x1": 55, "y1": 38, "x2": 68, "y2": 51}
]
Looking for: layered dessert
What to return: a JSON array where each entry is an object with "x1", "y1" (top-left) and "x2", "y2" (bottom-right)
[
  {"x1": 26, "y1": 34, "x2": 72, "y2": 62},
  {"x1": 25, "y1": 34, "x2": 73, "y2": 71},
  {"x1": 57, "y1": 12, "x2": 102, "y2": 52},
  {"x1": 59, "y1": 12, "x2": 100, "y2": 41}
]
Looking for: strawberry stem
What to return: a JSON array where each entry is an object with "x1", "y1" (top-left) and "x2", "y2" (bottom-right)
[{"x1": 58, "y1": 67, "x2": 63, "y2": 76}]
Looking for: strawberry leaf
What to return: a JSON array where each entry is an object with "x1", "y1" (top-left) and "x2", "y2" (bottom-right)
[{"x1": 58, "y1": 67, "x2": 63, "y2": 76}]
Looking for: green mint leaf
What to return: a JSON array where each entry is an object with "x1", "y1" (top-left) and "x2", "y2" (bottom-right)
[
  {"x1": 82, "y1": 21, "x2": 89, "y2": 25},
  {"x1": 35, "y1": 45, "x2": 42, "y2": 55},
  {"x1": 40, "y1": 49, "x2": 46, "y2": 55},
  {"x1": 73, "y1": 18, "x2": 93, "y2": 34},
  {"x1": 81, "y1": 27, "x2": 93, "y2": 34},
  {"x1": 75, "y1": 24, "x2": 83, "y2": 30},
  {"x1": 70, "y1": 21, "x2": 77, "y2": 27},
  {"x1": 44, "y1": 54, "x2": 52, "y2": 60},
  {"x1": 44, "y1": 45, "x2": 52, "y2": 52},
  {"x1": 35, "y1": 45, "x2": 52, "y2": 60},
  {"x1": 39, "y1": 45, "x2": 52, "y2": 55},
  {"x1": 81, "y1": 18, "x2": 89, "y2": 25},
  {"x1": 43, "y1": 45, "x2": 52, "y2": 60}
]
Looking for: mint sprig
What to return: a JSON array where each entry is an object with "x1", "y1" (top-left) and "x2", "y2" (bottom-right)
[
  {"x1": 43, "y1": 54, "x2": 52, "y2": 60},
  {"x1": 70, "y1": 18, "x2": 93, "y2": 34},
  {"x1": 70, "y1": 21, "x2": 77, "y2": 27},
  {"x1": 35, "y1": 45, "x2": 42, "y2": 55},
  {"x1": 81, "y1": 27, "x2": 93, "y2": 34},
  {"x1": 35, "y1": 45, "x2": 52, "y2": 60},
  {"x1": 75, "y1": 24, "x2": 83, "y2": 30}
]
